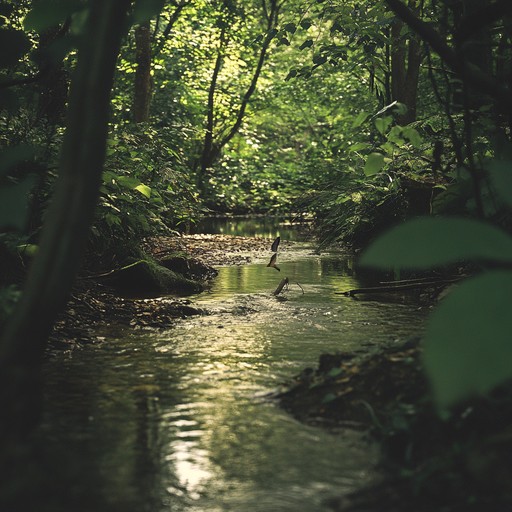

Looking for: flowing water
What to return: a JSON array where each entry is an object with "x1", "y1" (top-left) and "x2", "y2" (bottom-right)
[{"x1": 37, "y1": 218, "x2": 428, "y2": 512}]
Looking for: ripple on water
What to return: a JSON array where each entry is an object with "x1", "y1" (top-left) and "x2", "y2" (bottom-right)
[{"x1": 38, "y1": 250, "x2": 427, "y2": 512}]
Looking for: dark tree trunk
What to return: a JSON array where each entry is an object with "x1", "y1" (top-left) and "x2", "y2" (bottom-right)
[
  {"x1": 36, "y1": 23, "x2": 71, "y2": 123},
  {"x1": 0, "y1": 0, "x2": 131, "y2": 443},
  {"x1": 133, "y1": 20, "x2": 153, "y2": 123},
  {"x1": 390, "y1": 0, "x2": 422, "y2": 124}
]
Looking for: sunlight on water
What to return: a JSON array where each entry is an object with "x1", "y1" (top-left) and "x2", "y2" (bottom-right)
[{"x1": 37, "y1": 221, "x2": 428, "y2": 512}]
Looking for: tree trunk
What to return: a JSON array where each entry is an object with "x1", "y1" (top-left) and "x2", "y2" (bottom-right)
[
  {"x1": 133, "y1": 20, "x2": 153, "y2": 123},
  {"x1": 36, "y1": 24, "x2": 70, "y2": 124},
  {"x1": 390, "y1": 0, "x2": 422, "y2": 124},
  {"x1": 196, "y1": 0, "x2": 280, "y2": 194},
  {"x1": 0, "y1": 0, "x2": 131, "y2": 441},
  {"x1": 196, "y1": 26, "x2": 227, "y2": 191}
]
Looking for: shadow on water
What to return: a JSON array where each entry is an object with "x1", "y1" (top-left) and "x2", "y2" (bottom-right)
[{"x1": 27, "y1": 217, "x2": 428, "y2": 512}]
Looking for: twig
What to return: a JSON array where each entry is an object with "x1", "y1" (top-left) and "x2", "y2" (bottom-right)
[
  {"x1": 273, "y1": 277, "x2": 289, "y2": 295},
  {"x1": 338, "y1": 277, "x2": 462, "y2": 297}
]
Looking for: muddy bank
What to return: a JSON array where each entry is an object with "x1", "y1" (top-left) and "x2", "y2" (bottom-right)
[
  {"x1": 277, "y1": 339, "x2": 512, "y2": 512},
  {"x1": 50, "y1": 234, "x2": 287, "y2": 350}
]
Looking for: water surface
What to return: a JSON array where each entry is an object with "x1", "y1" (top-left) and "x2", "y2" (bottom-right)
[{"x1": 37, "y1": 220, "x2": 428, "y2": 511}]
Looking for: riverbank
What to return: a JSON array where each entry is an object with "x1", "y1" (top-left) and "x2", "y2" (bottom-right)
[
  {"x1": 49, "y1": 233, "x2": 512, "y2": 512},
  {"x1": 278, "y1": 331, "x2": 512, "y2": 512},
  {"x1": 50, "y1": 234, "x2": 278, "y2": 350}
]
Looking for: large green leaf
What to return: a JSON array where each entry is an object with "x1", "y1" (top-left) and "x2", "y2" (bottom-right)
[
  {"x1": 132, "y1": 0, "x2": 165, "y2": 23},
  {"x1": 360, "y1": 217, "x2": 512, "y2": 269},
  {"x1": 24, "y1": 0, "x2": 84, "y2": 32},
  {"x1": 0, "y1": 175, "x2": 37, "y2": 231},
  {"x1": 423, "y1": 271, "x2": 512, "y2": 408},
  {"x1": 374, "y1": 115, "x2": 392, "y2": 135},
  {"x1": 116, "y1": 175, "x2": 141, "y2": 189},
  {"x1": 363, "y1": 153, "x2": 385, "y2": 176},
  {"x1": 488, "y1": 160, "x2": 512, "y2": 208},
  {"x1": 135, "y1": 183, "x2": 151, "y2": 198},
  {"x1": 401, "y1": 126, "x2": 422, "y2": 148}
]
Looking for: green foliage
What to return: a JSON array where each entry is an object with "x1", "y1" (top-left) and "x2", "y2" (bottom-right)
[
  {"x1": 363, "y1": 152, "x2": 385, "y2": 176},
  {"x1": 2, "y1": 0, "x2": 512, "y2": 419},
  {"x1": 360, "y1": 213, "x2": 512, "y2": 410},
  {"x1": 423, "y1": 271, "x2": 512, "y2": 408},
  {"x1": 92, "y1": 124, "x2": 203, "y2": 252},
  {"x1": 360, "y1": 217, "x2": 512, "y2": 269},
  {"x1": 23, "y1": 0, "x2": 84, "y2": 33}
]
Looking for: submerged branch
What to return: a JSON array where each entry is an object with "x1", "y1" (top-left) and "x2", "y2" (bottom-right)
[{"x1": 339, "y1": 277, "x2": 462, "y2": 297}]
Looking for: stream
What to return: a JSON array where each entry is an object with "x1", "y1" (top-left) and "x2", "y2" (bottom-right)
[{"x1": 37, "y1": 217, "x2": 428, "y2": 512}]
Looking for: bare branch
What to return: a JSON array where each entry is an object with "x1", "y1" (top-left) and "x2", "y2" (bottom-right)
[{"x1": 153, "y1": 0, "x2": 192, "y2": 57}]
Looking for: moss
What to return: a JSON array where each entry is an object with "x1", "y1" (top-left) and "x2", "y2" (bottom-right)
[{"x1": 103, "y1": 257, "x2": 204, "y2": 296}]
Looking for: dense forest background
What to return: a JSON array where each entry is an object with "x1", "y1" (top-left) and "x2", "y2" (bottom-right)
[{"x1": 2, "y1": 0, "x2": 512, "y2": 486}]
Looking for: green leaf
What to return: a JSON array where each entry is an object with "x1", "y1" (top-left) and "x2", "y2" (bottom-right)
[
  {"x1": 401, "y1": 126, "x2": 422, "y2": 148},
  {"x1": 352, "y1": 111, "x2": 370, "y2": 128},
  {"x1": 312, "y1": 53, "x2": 327, "y2": 66},
  {"x1": 360, "y1": 217, "x2": 512, "y2": 269},
  {"x1": 132, "y1": 0, "x2": 165, "y2": 23},
  {"x1": 374, "y1": 115, "x2": 392, "y2": 135},
  {"x1": 135, "y1": 183, "x2": 151, "y2": 198},
  {"x1": 327, "y1": 367, "x2": 343, "y2": 378},
  {"x1": 116, "y1": 175, "x2": 140, "y2": 189},
  {"x1": 321, "y1": 392, "x2": 337, "y2": 404},
  {"x1": 299, "y1": 39, "x2": 313, "y2": 50},
  {"x1": 17, "y1": 243, "x2": 39, "y2": 257},
  {"x1": 363, "y1": 153, "x2": 385, "y2": 176},
  {"x1": 423, "y1": 271, "x2": 512, "y2": 408},
  {"x1": 0, "y1": 175, "x2": 37, "y2": 231},
  {"x1": 488, "y1": 160, "x2": 512, "y2": 207},
  {"x1": 348, "y1": 142, "x2": 370, "y2": 153},
  {"x1": 105, "y1": 212, "x2": 122, "y2": 227},
  {"x1": 24, "y1": 0, "x2": 83, "y2": 32},
  {"x1": 283, "y1": 22, "x2": 296, "y2": 33},
  {"x1": 387, "y1": 125, "x2": 405, "y2": 145},
  {"x1": 285, "y1": 69, "x2": 298, "y2": 81}
]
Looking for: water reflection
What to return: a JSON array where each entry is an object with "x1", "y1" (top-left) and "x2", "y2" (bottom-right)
[
  {"x1": 36, "y1": 241, "x2": 428, "y2": 512},
  {"x1": 193, "y1": 215, "x2": 306, "y2": 241}
]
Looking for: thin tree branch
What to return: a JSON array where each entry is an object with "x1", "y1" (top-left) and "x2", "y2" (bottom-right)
[
  {"x1": 153, "y1": 0, "x2": 192, "y2": 57},
  {"x1": 219, "y1": 0, "x2": 279, "y2": 148}
]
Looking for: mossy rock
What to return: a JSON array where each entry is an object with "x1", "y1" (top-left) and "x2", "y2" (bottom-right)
[
  {"x1": 159, "y1": 255, "x2": 218, "y2": 281},
  {"x1": 104, "y1": 258, "x2": 204, "y2": 296}
]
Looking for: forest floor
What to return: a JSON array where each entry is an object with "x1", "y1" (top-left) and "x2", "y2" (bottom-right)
[{"x1": 51, "y1": 233, "x2": 512, "y2": 512}]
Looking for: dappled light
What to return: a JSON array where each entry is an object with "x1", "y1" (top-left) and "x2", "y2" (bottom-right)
[{"x1": 2, "y1": 0, "x2": 512, "y2": 510}]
